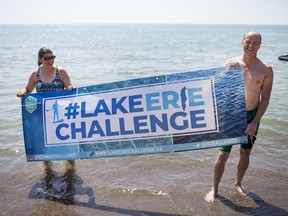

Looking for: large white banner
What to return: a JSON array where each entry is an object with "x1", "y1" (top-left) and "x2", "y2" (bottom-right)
[{"x1": 21, "y1": 67, "x2": 247, "y2": 161}]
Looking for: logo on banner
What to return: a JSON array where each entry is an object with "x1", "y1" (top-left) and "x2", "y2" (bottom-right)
[
  {"x1": 45, "y1": 100, "x2": 65, "y2": 123},
  {"x1": 43, "y1": 78, "x2": 218, "y2": 145},
  {"x1": 25, "y1": 96, "x2": 37, "y2": 113}
]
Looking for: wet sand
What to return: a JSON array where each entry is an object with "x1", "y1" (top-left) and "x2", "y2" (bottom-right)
[{"x1": 0, "y1": 145, "x2": 287, "y2": 216}]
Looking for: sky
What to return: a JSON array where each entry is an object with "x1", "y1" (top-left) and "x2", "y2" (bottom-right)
[{"x1": 0, "y1": 0, "x2": 287, "y2": 25}]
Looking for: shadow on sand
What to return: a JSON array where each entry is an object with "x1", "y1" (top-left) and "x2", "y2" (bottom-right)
[
  {"x1": 28, "y1": 169, "x2": 183, "y2": 216},
  {"x1": 218, "y1": 192, "x2": 288, "y2": 215}
]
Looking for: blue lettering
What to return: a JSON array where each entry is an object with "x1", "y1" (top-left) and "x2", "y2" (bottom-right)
[
  {"x1": 134, "y1": 115, "x2": 149, "y2": 134},
  {"x1": 188, "y1": 88, "x2": 204, "y2": 107},
  {"x1": 81, "y1": 101, "x2": 94, "y2": 118},
  {"x1": 150, "y1": 114, "x2": 169, "y2": 132},
  {"x1": 105, "y1": 119, "x2": 119, "y2": 136},
  {"x1": 119, "y1": 118, "x2": 133, "y2": 135},
  {"x1": 146, "y1": 92, "x2": 161, "y2": 111},
  {"x1": 56, "y1": 123, "x2": 70, "y2": 140},
  {"x1": 162, "y1": 91, "x2": 180, "y2": 109},
  {"x1": 71, "y1": 122, "x2": 86, "y2": 139},
  {"x1": 94, "y1": 99, "x2": 111, "y2": 116},
  {"x1": 170, "y1": 112, "x2": 188, "y2": 130},
  {"x1": 112, "y1": 97, "x2": 128, "y2": 114},
  {"x1": 129, "y1": 94, "x2": 143, "y2": 113},
  {"x1": 88, "y1": 120, "x2": 105, "y2": 137},
  {"x1": 190, "y1": 110, "x2": 206, "y2": 128}
]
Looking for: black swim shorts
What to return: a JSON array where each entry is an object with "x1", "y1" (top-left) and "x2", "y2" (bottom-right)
[{"x1": 219, "y1": 109, "x2": 259, "y2": 152}]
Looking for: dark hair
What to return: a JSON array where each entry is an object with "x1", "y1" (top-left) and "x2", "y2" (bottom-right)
[
  {"x1": 258, "y1": 33, "x2": 262, "y2": 44},
  {"x1": 37, "y1": 47, "x2": 53, "y2": 66}
]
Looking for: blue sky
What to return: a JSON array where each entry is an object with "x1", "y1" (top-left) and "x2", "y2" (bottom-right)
[{"x1": 0, "y1": 0, "x2": 287, "y2": 25}]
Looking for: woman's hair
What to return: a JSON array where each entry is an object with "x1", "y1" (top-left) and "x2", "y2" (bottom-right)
[{"x1": 37, "y1": 47, "x2": 53, "y2": 66}]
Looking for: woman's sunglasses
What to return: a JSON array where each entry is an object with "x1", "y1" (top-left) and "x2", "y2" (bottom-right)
[{"x1": 42, "y1": 55, "x2": 56, "y2": 61}]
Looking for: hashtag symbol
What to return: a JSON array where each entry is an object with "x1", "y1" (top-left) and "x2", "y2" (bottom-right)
[{"x1": 65, "y1": 103, "x2": 80, "y2": 119}]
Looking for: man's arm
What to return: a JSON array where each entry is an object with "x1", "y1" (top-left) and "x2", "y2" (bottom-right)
[{"x1": 245, "y1": 66, "x2": 274, "y2": 135}]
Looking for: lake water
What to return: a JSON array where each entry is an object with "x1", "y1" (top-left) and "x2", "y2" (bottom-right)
[{"x1": 0, "y1": 24, "x2": 287, "y2": 215}]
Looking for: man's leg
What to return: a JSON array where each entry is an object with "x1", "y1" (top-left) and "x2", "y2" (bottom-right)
[
  {"x1": 205, "y1": 150, "x2": 230, "y2": 202},
  {"x1": 235, "y1": 147, "x2": 251, "y2": 196}
]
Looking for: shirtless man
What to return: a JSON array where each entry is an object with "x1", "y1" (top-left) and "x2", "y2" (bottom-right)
[{"x1": 205, "y1": 31, "x2": 274, "y2": 202}]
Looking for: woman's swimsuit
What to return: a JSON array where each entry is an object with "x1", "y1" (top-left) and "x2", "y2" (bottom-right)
[
  {"x1": 36, "y1": 66, "x2": 64, "y2": 93},
  {"x1": 219, "y1": 108, "x2": 259, "y2": 152}
]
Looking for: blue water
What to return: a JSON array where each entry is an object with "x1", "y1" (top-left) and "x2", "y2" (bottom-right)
[{"x1": 0, "y1": 24, "x2": 287, "y2": 215}]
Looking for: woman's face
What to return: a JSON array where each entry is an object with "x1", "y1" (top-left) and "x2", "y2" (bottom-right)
[{"x1": 40, "y1": 52, "x2": 56, "y2": 67}]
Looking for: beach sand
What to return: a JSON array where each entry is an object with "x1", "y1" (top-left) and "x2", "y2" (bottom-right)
[{"x1": 1, "y1": 148, "x2": 287, "y2": 216}]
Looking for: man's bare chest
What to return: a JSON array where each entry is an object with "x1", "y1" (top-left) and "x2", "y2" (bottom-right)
[{"x1": 243, "y1": 66, "x2": 264, "y2": 85}]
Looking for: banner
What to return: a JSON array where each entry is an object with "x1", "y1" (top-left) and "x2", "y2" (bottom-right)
[{"x1": 21, "y1": 67, "x2": 247, "y2": 161}]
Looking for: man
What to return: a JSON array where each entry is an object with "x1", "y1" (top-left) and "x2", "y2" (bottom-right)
[{"x1": 205, "y1": 31, "x2": 274, "y2": 202}]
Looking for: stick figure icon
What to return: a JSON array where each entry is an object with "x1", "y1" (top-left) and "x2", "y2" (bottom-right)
[{"x1": 46, "y1": 100, "x2": 64, "y2": 123}]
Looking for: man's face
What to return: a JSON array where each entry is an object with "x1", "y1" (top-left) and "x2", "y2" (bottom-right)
[{"x1": 242, "y1": 34, "x2": 261, "y2": 57}]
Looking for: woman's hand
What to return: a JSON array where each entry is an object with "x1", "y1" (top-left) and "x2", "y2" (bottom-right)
[
  {"x1": 16, "y1": 88, "x2": 28, "y2": 98},
  {"x1": 67, "y1": 84, "x2": 73, "y2": 91}
]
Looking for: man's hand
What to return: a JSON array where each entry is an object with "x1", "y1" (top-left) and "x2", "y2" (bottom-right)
[
  {"x1": 228, "y1": 61, "x2": 241, "y2": 68},
  {"x1": 245, "y1": 122, "x2": 257, "y2": 136}
]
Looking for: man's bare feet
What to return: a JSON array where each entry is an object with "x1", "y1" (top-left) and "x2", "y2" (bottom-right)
[
  {"x1": 205, "y1": 189, "x2": 217, "y2": 202},
  {"x1": 235, "y1": 184, "x2": 249, "y2": 196}
]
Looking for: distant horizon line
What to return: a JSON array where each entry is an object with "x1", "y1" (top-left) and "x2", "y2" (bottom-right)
[{"x1": 1, "y1": 22, "x2": 287, "y2": 26}]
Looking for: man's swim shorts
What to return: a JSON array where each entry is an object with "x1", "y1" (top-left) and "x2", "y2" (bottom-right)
[{"x1": 219, "y1": 108, "x2": 259, "y2": 152}]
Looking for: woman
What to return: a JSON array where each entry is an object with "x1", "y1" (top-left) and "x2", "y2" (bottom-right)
[{"x1": 16, "y1": 46, "x2": 75, "y2": 171}]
